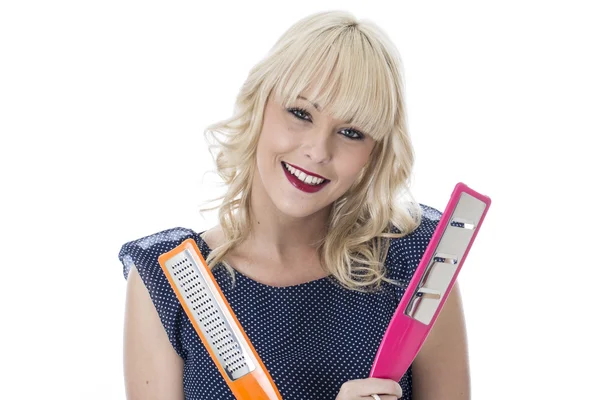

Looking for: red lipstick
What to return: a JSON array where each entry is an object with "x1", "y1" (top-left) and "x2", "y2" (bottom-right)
[{"x1": 282, "y1": 162, "x2": 329, "y2": 193}]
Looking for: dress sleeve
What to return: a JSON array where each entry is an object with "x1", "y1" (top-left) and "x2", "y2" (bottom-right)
[
  {"x1": 385, "y1": 204, "x2": 443, "y2": 302},
  {"x1": 118, "y1": 227, "x2": 198, "y2": 359}
]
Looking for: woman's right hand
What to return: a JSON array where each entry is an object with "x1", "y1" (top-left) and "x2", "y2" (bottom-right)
[{"x1": 335, "y1": 378, "x2": 403, "y2": 399}]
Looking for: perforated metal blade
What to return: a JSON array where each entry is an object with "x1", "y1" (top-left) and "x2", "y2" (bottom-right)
[
  {"x1": 162, "y1": 247, "x2": 257, "y2": 380},
  {"x1": 405, "y1": 191, "x2": 488, "y2": 325}
]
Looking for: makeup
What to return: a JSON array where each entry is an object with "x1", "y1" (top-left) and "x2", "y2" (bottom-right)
[{"x1": 281, "y1": 161, "x2": 329, "y2": 193}]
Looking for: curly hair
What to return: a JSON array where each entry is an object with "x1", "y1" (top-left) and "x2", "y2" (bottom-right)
[{"x1": 199, "y1": 10, "x2": 423, "y2": 292}]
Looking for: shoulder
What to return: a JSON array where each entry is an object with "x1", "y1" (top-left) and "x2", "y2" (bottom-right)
[
  {"x1": 387, "y1": 203, "x2": 442, "y2": 256},
  {"x1": 385, "y1": 203, "x2": 442, "y2": 283},
  {"x1": 119, "y1": 227, "x2": 199, "y2": 360},
  {"x1": 391, "y1": 203, "x2": 441, "y2": 255},
  {"x1": 199, "y1": 225, "x2": 224, "y2": 251},
  {"x1": 118, "y1": 226, "x2": 199, "y2": 280}
]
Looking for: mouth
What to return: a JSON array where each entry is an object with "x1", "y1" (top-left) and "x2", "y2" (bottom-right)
[{"x1": 281, "y1": 161, "x2": 330, "y2": 193}]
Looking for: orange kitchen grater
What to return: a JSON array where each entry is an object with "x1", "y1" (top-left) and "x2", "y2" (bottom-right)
[{"x1": 158, "y1": 238, "x2": 282, "y2": 399}]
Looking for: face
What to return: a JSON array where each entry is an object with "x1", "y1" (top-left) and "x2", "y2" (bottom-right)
[{"x1": 253, "y1": 92, "x2": 376, "y2": 220}]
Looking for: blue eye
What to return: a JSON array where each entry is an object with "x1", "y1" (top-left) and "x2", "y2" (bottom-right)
[
  {"x1": 287, "y1": 107, "x2": 365, "y2": 141},
  {"x1": 288, "y1": 107, "x2": 312, "y2": 122},
  {"x1": 341, "y1": 129, "x2": 364, "y2": 140}
]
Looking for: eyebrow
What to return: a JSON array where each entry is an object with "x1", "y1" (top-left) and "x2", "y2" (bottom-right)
[{"x1": 297, "y1": 96, "x2": 322, "y2": 111}]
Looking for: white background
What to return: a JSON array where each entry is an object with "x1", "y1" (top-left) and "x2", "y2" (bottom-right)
[{"x1": 1, "y1": 1, "x2": 598, "y2": 398}]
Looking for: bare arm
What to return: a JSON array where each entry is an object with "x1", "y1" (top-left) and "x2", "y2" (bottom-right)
[
  {"x1": 123, "y1": 265, "x2": 185, "y2": 400},
  {"x1": 411, "y1": 282, "x2": 470, "y2": 400}
]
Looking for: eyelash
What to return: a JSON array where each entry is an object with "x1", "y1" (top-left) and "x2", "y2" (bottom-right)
[{"x1": 287, "y1": 107, "x2": 365, "y2": 140}]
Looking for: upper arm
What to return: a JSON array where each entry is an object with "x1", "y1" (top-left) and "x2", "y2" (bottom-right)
[
  {"x1": 411, "y1": 282, "x2": 471, "y2": 400},
  {"x1": 123, "y1": 265, "x2": 185, "y2": 400}
]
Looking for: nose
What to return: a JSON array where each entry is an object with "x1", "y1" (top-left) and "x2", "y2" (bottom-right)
[{"x1": 303, "y1": 127, "x2": 332, "y2": 164}]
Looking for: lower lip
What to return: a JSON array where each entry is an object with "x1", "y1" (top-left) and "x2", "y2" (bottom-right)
[{"x1": 282, "y1": 163, "x2": 329, "y2": 193}]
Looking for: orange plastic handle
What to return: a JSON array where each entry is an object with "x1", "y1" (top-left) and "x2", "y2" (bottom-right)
[{"x1": 158, "y1": 238, "x2": 282, "y2": 399}]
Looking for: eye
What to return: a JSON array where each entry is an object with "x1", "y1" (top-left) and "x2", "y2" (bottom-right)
[
  {"x1": 340, "y1": 128, "x2": 365, "y2": 141},
  {"x1": 287, "y1": 107, "x2": 365, "y2": 141},
  {"x1": 288, "y1": 107, "x2": 312, "y2": 122}
]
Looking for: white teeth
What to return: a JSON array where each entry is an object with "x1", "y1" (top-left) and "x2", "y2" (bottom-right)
[{"x1": 283, "y1": 162, "x2": 325, "y2": 185}]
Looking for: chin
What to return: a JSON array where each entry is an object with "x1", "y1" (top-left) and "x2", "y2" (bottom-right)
[
  {"x1": 270, "y1": 193, "x2": 325, "y2": 219},
  {"x1": 275, "y1": 201, "x2": 319, "y2": 219}
]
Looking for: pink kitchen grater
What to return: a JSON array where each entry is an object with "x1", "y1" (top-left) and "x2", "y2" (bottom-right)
[{"x1": 370, "y1": 182, "x2": 491, "y2": 380}]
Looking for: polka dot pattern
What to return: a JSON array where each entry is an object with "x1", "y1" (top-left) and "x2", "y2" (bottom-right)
[{"x1": 118, "y1": 204, "x2": 442, "y2": 399}]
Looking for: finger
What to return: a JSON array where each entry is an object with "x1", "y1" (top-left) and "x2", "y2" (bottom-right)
[
  {"x1": 361, "y1": 395, "x2": 401, "y2": 400},
  {"x1": 358, "y1": 378, "x2": 403, "y2": 397}
]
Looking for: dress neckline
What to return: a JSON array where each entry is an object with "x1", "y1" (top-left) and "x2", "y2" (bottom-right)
[{"x1": 195, "y1": 231, "x2": 334, "y2": 290}]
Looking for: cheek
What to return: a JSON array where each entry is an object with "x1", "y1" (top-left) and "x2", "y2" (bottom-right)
[
  {"x1": 259, "y1": 120, "x2": 299, "y2": 155},
  {"x1": 337, "y1": 148, "x2": 372, "y2": 180}
]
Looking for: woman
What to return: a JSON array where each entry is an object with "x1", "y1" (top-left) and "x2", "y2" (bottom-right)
[{"x1": 120, "y1": 10, "x2": 469, "y2": 400}]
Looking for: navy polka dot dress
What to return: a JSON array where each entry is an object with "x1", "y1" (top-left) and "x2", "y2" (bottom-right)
[{"x1": 118, "y1": 204, "x2": 442, "y2": 399}]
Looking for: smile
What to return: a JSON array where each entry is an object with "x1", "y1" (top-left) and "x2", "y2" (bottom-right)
[{"x1": 281, "y1": 162, "x2": 330, "y2": 193}]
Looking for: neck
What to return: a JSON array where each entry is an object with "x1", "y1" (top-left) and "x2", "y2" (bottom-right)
[{"x1": 242, "y1": 174, "x2": 330, "y2": 263}]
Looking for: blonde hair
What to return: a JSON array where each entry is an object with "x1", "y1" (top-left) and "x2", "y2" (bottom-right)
[{"x1": 200, "y1": 10, "x2": 423, "y2": 292}]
